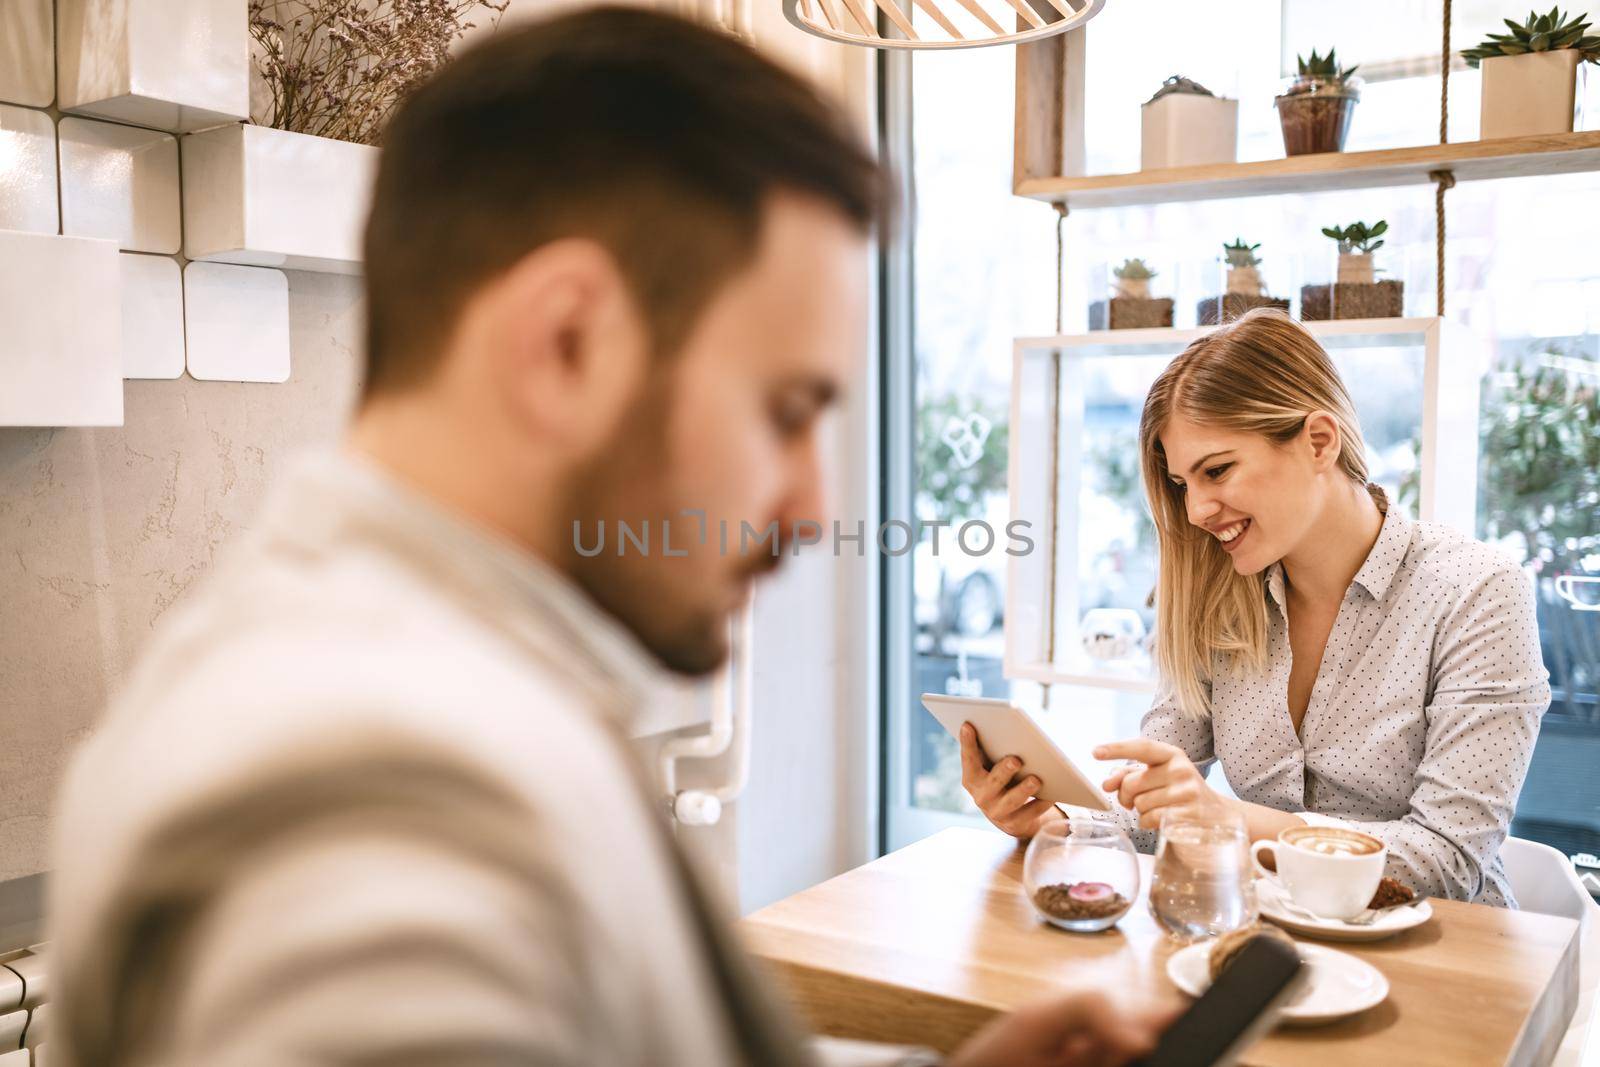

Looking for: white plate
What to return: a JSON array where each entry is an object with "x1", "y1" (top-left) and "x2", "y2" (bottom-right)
[
  {"x1": 1256, "y1": 877, "x2": 1432, "y2": 942},
  {"x1": 1168, "y1": 941, "x2": 1389, "y2": 1026}
]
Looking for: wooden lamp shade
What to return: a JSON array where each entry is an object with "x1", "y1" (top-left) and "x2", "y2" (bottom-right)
[{"x1": 781, "y1": 0, "x2": 1103, "y2": 50}]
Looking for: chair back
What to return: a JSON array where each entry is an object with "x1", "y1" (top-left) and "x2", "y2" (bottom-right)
[{"x1": 1502, "y1": 835, "x2": 1596, "y2": 923}]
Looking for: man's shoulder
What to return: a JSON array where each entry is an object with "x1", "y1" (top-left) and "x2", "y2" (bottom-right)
[{"x1": 67, "y1": 526, "x2": 606, "y2": 847}]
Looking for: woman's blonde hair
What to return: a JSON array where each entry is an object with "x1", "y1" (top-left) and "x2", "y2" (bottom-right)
[{"x1": 1139, "y1": 308, "x2": 1384, "y2": 717}]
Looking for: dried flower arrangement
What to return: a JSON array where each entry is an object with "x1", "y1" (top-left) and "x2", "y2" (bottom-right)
[{"x1": 249, "y1": 0, "x2": 510, "y2": 146}]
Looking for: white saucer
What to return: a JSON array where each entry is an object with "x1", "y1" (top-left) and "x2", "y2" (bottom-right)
[
  {"x1": 1167, "y1": 940, "x2": 1389, "y2": 1026},
  {"x1": 1256, "y1": 877, "x2": 1432, "y2": 942}
]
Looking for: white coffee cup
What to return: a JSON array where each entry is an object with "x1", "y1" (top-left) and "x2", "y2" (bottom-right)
[{"x1": 1251, "y1": 825, "x2": 1386, "y2": 921}]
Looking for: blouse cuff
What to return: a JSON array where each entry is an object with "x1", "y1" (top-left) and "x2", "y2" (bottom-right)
[{"x1": 1297, "y1": 811, "x2": 1356, "y2": 831}]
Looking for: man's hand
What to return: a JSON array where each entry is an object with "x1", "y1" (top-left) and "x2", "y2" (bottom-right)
[
  {"x1": 959, "y1": 722, "x2": 1063, "y2": 840},
  {"x1": 1094, "y1": 738, "x2": 1233, "y2": 831},
  {"x1": 947, "y1": 989, "x2": 1175, "y2": 1067}
]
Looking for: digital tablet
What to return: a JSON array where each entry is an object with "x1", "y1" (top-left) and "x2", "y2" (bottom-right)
[{"x1": 921, "y1": 694, "x2": 1112, "y2": 812}]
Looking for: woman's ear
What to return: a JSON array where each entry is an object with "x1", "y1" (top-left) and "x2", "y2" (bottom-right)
[{"x1": 1303, "y1": 410, "x2": 1342, "y2": 473}]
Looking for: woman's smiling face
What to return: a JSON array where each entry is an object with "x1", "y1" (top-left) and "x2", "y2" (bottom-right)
[{"x1": 1157, "y1": 415, "x2": 1324, "y2": 576}]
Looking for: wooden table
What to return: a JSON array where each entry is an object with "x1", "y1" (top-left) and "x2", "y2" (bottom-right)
[{"x1": 742, "y1": 828, "x2": 1581, "y2": 1066}]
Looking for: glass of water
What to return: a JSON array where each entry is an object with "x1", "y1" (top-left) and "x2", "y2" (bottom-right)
[{"x1": 1148, "y1": 811, "x2": 1258, "y2": 942}]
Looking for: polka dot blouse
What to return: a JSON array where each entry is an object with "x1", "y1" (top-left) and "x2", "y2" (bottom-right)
[{"x1": 1138, "y1": 507, "x2": 1551, "y2": 907}]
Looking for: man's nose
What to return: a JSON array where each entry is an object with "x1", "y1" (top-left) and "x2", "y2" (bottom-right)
[{"x1": 778, "y1": 448, "x2": 830, "y2": 545}]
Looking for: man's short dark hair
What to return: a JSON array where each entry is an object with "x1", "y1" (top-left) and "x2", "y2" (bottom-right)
[{"x1": 361, "y1": 6, "x2": 889, "y2": 399}]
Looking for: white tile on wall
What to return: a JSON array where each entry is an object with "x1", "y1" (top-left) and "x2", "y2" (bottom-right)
[
  {"x1": 120, "y1": 253, "x2": 185, "y2": 380},
  {"x1": 0, "y1": 105, "x2": 59, "y2": 234},
  {"x1": 56, "y1": 0, "x2": 248, "y2": 133},
  {"x1": 183, "y1": 262, "x2": 290, "y2": 383},
  {"x1": 0, "y1": 0, "x2": 53, "y2": 108},
  {"x1": 58, "y1": 117, "x2": 182, "y2": 254},
  {"x1": 0, "y1": 230, "x2": 124, "y2": 427}
]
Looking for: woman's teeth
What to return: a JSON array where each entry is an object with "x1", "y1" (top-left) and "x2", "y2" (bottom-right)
[{"x1": 1216, "y1": 519, "x2": 1250, "y2": 543}]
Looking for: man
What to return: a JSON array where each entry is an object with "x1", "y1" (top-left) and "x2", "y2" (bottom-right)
[{"x1": 48, "y1": 9, "x2": 1169, "y2": 1066}]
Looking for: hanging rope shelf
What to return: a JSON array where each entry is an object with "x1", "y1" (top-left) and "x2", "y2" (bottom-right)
[
  {"x1": 782, "y1": 0, "x2": 1103, "y2": 50},
  {"x1": 1037, "y1": 2, "x2": 1458, "y2": 706}
]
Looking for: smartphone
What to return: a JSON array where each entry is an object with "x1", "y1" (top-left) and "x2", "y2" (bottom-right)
[{"x1": 1130, "y1": 935, "x2": 1305, "y2": 1067}]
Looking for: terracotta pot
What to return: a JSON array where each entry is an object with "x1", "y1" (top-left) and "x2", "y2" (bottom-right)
[
  {"x1": 1275, "y1": 78, "x2": 1359, "y2": 155},
  {"x1": 1480, "y1": 50, "x2": 1584, "y2": 139}
]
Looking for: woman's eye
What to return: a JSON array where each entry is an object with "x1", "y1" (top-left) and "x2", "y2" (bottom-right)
[
  {"x1": 1205, "y1": 464, "x2": 1232, "y2": 480},
  {"x1": 1168, "y1": 479, "x2": 1186, "y2": 492}
]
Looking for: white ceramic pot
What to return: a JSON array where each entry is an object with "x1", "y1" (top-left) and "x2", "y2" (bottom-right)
[
  {"x1": 56, "y1": 0, "x2": 248, "y2": 132},
  {"x1": 1337, "y1": 252, "x2": 1374, "y2": 285},
  {"x1": 1479, "y1": 50, "x2": 1585, "y2": 139},
  {"x1": 0, "y1": 0, "x2": 53, "y2": 108},
  {"x1": 58, "y1": 117, "x2": 181, "y2": 254},
  {"x1": 1115, "y1": 276, "x2": 1151, "y2": 299},
  {"x1": 182, "y1": 124, "x2": 379, "y2": 275},
  {"x1": 1141, "y1": 92, "x2": 1238, "y2": 170},
  {"x1": 0, "y1": 230, "x2": 123, "y2": 427}
]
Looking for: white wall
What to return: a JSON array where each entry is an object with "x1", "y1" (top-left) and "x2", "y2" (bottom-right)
[{"x1": 0, "y1": 273, "x2": 364, "y2": 881}]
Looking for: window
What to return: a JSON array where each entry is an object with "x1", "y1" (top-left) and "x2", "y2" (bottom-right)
[{"x1": 881, "y1": 2, "x2": 1600, "y2": 873}]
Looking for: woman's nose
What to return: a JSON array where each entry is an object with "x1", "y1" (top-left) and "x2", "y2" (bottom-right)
[{"x1": 1186, "y1": 488, "x2": 1221, "y2": 526}]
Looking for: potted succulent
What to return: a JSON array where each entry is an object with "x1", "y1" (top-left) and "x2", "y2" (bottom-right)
[
  {"x1": 1465, "y1": 8, "x2": 1600, "y2": 139},
  {"x1": 1275, "y1": 48, "x2": 1361, "y2": 156},
  {"x1": 1198, "y1": 239, "x2": 1289, "y2": 325},
  {"x1": 1140, "y1": 75, "x2": 1238, "y2": 170},
  {"x1": 1301, "y1": 220, "x2": 1403, "y2": 320},
  {"x1": 1090, "y1": 258, "x2": 1174, "y2": 329}
]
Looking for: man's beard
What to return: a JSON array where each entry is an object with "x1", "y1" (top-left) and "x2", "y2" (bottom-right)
[{"x1": 553, "y1": 377, "x2": 782, "y2": 677}]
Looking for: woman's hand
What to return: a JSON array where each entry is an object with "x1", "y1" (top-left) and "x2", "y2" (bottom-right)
[
  {"x1": 1093, "y1": 738, "x2": 1236, "y2": 831},
  {"x1": 960, "y1": 722, "x2": 1063, "y2": 840}
]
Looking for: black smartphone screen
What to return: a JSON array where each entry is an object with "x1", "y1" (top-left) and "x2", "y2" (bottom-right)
[{"x1": 1131, "y1": 935, "x2": 1305, "y2": 1067}]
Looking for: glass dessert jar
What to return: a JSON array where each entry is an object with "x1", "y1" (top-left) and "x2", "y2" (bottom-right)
[{"x1": 1022, "y1": 816, "x2": 1140, "y2": 933}]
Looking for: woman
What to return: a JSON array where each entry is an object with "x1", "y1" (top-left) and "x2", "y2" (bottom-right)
[{"x1": 962, "y1": 309, "x2": 1549, "y2": 906}]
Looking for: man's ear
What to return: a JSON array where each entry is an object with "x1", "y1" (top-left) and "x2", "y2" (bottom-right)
[
  {"x1": 476, "y1": 238, "x2": 648, "y2": 453},
  {"x1": 1303, "y1": 410, "x2": 1342, "y2": 473}
]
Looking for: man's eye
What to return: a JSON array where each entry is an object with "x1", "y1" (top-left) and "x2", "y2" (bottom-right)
[{"x1": 772, "y1": 401, "x2": 811, "y2": 436}]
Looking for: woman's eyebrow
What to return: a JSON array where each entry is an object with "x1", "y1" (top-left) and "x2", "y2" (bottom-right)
[{"x1": 1186, "y1": 451, "x2": 1233, "y2": 474}]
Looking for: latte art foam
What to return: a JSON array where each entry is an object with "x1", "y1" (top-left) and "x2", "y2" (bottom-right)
[
  {"x1": 1303, "y1": 836, "x2": 1374, "y2": 856},
  {"x1": 1283, "y1": 827, "x2": 1382, "y2": 857}
]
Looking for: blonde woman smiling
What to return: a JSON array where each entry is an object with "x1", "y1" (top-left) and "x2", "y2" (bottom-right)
[{"x1": 961, "y1": 309, "x2": 1549, "y2": 906}]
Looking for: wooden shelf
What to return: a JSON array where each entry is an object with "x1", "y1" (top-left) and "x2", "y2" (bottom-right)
[{"x1": 1014, "y1": 131, "x2": 1600, "y2": 210}]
